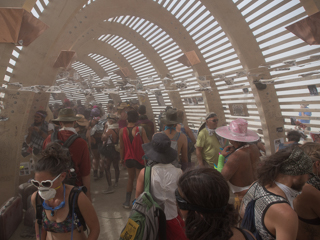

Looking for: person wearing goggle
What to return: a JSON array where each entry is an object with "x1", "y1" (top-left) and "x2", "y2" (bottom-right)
[
  {"x1": 30, "y1": 142, "x2": 100, "y2": 240},
  {"x1": 176, "y1": 167, "x2": 255, "y2": 240}
]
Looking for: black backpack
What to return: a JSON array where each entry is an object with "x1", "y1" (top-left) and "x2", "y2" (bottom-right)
[
  {"x1": 50, "y1": 130, "x2": 80, "y2": 185},
  {"x1": 36, "y1": 186, "x2": 87, "y2": 239}
]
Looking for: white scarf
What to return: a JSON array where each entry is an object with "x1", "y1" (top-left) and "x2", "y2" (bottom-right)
[
  {"x1": 59, "y1": 127, "x2": 77, "y2": 134},
  {"x1": 205, "y1": 125, "x2": 226, "y2": 147},
  {"x1": 275, "y1": 181, "x2": 301, "y2": 209},
  {"x1": 206, "y1": 125, "x2": 215, "y2": 136}
]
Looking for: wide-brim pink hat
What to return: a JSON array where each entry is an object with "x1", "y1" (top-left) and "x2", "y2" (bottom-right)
[{"x1": 215, "y1": 118, "x2": 259, "y2": 142}]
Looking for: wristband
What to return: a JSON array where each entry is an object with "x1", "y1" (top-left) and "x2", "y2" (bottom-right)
[{"x1": 217, "y1": 154, "x2": 225, "y2": 172}]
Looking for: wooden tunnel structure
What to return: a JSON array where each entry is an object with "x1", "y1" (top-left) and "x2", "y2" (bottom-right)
[{"x1": 0, "y1": 0, "x2": 320, "y2": 205}]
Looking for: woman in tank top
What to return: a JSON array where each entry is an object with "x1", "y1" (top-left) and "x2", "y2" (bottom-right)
[
  {"x1": 119, "y1": 110, "x2": 149, "y2": 208},
  {"x1": 30, "y1": 142, "x2": 100, "y2": 240}
]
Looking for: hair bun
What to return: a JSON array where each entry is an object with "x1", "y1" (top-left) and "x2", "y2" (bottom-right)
[{"x1": 42, "y1": 142, "x2": 72, "y2": 167}]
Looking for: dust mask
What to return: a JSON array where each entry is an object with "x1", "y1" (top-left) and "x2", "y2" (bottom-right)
[{"x1": 38, "y1": 184, "x2": 62, "y2": 201}]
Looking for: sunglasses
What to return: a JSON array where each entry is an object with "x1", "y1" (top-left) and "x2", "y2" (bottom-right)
[
  {"x1": 31, "y1": 173, "x2": 61, "y2": 188},
  {"x1": 175, "y1": 189, "x2": 189, "y2": 211},
  {"x1": 210, "y1": 119, "x2": 219, "y2": 123}
]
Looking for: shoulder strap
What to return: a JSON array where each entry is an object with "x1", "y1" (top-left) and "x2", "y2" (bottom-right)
[
  {"x1": 68, "y1": 186, "x2": 87, "y2": 231},
  {"x1": 35, "y1": 192, "x2": 44, "y2": 225},
  {"x1": 111, "y1": 129, "x2": 119, "y2": 143},
  {"x1": 144, "y1": 166, "x2": 152, "y2": 194},
  {"x1": 108, "y1": 134, "x2": 114, "y2": 144},
  {"x1": 63, "y1": 134, "x2": 80, "y2": 148},
  {"x1": 35, "y1": 192, "x2": 44, "y2": 240},
  {"x1": 50, "y1": 130, "x2": 58, "y2": 142},
  {"x1": 171, "y1": 132, "x2": 181, "y2": 141}
]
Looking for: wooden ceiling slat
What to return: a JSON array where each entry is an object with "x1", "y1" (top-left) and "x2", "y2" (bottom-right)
[
  {"x1": 247, "y1": 0, "x2": 293, "y2": 25},
  {"x1": 255, "y1": 12, "x2": 306, "y2": 39},
  {"x1": 264, "y1": 42, "x2": 308, "y2": 59},
  {"x1": 251, "y1": 3, "x2": 303, "y2": 32},
  {"x1": 260, "y1": 36, "x2": 299, "y2": 52}
]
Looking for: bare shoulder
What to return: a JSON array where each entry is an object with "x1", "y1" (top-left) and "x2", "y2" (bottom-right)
[
  {"x1": 249, "y1": 143, "x2": 260, "y2": 152},
  {"x1": 179, "y1": 132, "x2": 187, "y2": 140},
  {"x1": 249, "y1": 144, "x2": 261, "y2": 158},
  {"x1": 105, "y1": 129, "x2": 113, "y2": 134},
  {"x1": 229, "y1": 150, "x2": 247, "y2": 162},
  {"x1": 184, "y1": 125, "x2": 191, "y2": 131},
  {"x1": 268, "y1": 202, "x2": 297, "y2": 220},
  {"x1": 303, "y1": 183, "x2": 320, "y2": 200},
  {"x1": 265, "y1": 202, "x2": 298, "y2": 237}
]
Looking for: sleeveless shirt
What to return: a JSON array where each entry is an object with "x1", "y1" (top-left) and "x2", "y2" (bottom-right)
[
  {"x1": 242, "y1": 182, "x2": 289, "y2": 240},
  {"x1": 122, "y1": 126, "x2": 145, "y2": 165}
]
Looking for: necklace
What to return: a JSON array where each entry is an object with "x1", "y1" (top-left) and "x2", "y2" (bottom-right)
[{"x1": 43, "y1": 185, "x2": 66, "y2": 217}]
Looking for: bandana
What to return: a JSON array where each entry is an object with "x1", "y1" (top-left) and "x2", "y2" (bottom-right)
[
  {"x1": 275, "y1": 181, "x2": 300, "y2": 209},
  {"x1": 279, "y1": 147, "x2": 313, "y2": 176},
  {"x1": 206, "y1": 125, "x2": 215, "y2": 136},
  {"x1": 165, "y1": 126, "x2": 176, "y2": 134},
  {"x1": 36, "y1": 111, "x2": 47, "y2": 118},
  {"x1": 108, "y1": 123, "x2": 119, "y2": 130},
  {"x1": 60, "y1": 127, "x2": 77, "y2": 134},
  {"x1": 205, "y1": 112, "x2": 217, "y2": 120},
  {"x1": 307, "y1": 173, "x2": 320, "y2": 191}
]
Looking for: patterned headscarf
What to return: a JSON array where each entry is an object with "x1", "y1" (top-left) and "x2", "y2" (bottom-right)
[{"x1": 279, "y1": 147, "x2": 313, "y2": 176}]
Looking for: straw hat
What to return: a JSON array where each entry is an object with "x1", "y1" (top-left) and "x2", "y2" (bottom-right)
[
  {"x1": 76, "y1": 114, "x2": 89, "y2": 127},
  {"x1": 51, "y1": 108, "x2": 81, "y2": 124},
  {"x1": 162, "y1": 109, "x2": 182, "y2": 125},
  {"x1": 117, "y1": 102, "x2": 128, "y2": 110}
]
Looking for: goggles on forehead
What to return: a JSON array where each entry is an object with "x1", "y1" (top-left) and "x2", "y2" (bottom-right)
[{"x1": 31, "y1": 173, "x2": 61, "y2": 188}]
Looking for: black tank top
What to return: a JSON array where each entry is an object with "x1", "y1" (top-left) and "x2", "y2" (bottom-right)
[{"x1": 127, "y1": 127, "x2": 134, "y2": 143}]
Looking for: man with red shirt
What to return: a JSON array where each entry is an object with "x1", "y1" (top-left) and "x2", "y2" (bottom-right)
[{"x1": 43, "y1": 108, "x2": 91, "y2": 200}]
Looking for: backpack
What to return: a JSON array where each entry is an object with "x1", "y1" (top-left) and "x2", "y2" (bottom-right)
[
  {"x1": 36, "y1": 186, "x2": 88, "y2": 240},
  {"x1": 123, "y1": 126, "x2": 145, "y2": 166},
  {"x1": 50, "y1": 130, "x2": 80, "y2": 185},
  {"x1": 119, "y1": 166, "x2": 167, "y2": 240},
  {"x1": 99, "y1": 129, "x2": 119, "y2": 157}
]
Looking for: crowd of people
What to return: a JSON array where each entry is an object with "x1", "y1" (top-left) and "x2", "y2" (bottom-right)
[{"x1": 24, "y1": 98, "x2": 320, "y2": 240}]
